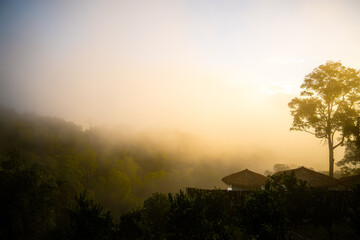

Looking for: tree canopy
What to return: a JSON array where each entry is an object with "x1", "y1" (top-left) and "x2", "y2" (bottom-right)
[{"x1": 289, "y1": 61, "x2": 360, "y2": 177}]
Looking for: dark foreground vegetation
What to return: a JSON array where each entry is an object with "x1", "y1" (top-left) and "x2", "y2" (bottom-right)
[
  {"x1": 1, "y1": 154, "x2": 359, "y2": 240},
  {"x1": 118, "y1": 177, "x2": 360, "y2": 240}
]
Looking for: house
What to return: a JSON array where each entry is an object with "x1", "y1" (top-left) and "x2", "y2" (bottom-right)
[
  {"x1": 273, "y1": 166, "x2": 340, "y2": 189},
  {"x1": 339, "y1": 174, "x2": 360, "y2": 190},
  {"x1": 221, "y1": 169, "x2": 268, "y2": 191}
]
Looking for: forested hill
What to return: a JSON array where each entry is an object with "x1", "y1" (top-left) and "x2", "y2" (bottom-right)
[{"x1": 0, "y1": 106, "x2": 243, "y2": 215}]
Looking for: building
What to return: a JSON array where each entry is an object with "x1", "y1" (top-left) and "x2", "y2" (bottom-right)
[
  {"x1": 221, "y1": 169, "x2": 268, "y2": 191},
  {"x1": 273, "y1": 166, "x2": 340, "y2": 189},
  {"x1": 339, "y1": 174, "x2": 360, "y2": 190}
]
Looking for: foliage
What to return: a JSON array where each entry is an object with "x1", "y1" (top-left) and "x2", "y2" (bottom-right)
[
  {"x1": 116, "y1": 190, "x2": 241, "y2": 240},
  {"x1": 348, "y1": 184, "x2": 360, "y2": 235},
  {"x1": 264, "y1": 163, "x2": 298, "y2": 175},
  {"x1": 116, "y1": 174, "x2": 356, "y2": 240},
  {"x1": 116, "y1": 174, "x2": 355, "y2": 240},
  {"x1": 240, "y1": 187, "x2": 287, "y2": 239},
  {"x1": 337, "y1": 120, "x2": 360, "y2": 176},
  {"x1": 273, "y1": 163, "x2": 291, "y2": 172},
  {"x1": 66, "y1": 192, "x2": 114, "y2": 240},
  {"x1": 289, "y1": 61, "x2": 360, "y2": 177},
  {"x1": 0, "y1": 153, "x2": 358, "y2": 239},
  {"x1": 117, "y1": 209, "x2": 145, "y2": 240},
  {"x1": 0, "y1": 152, "x2": 59, "y2": 240},
  {"x1": 142, "y1": 192, "x2": 170, "y2": 239},
  {"x1": 238, "y1": 172, "x2": 354, "y2": 239},
  {"x1": 337, "y1": 141, "x2": 360, "y2": 176},
  {"x1": 239, "y1": 173, "x2": 311, "y2": 239},
  {"x1": 166, "y1": 190, "x2": 237, "y2": 240}
]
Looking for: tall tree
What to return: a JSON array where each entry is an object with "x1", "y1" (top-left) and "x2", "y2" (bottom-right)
[{"x1": 288, "y1": 61, "x2": 360, "y2": 177}]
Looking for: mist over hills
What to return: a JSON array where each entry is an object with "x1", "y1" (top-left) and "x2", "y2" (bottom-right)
[{"x1": 0, "y1": 105, "x2": 254, "y2": 214}]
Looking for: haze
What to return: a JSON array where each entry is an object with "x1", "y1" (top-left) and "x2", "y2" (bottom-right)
[{"x1": 1, "y1": 0, "x2": 360, "y2": 173}]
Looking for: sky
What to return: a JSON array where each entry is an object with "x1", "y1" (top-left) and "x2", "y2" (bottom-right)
[{"x1": 1, "y1": 0, "x2": 360, "y2": 172}]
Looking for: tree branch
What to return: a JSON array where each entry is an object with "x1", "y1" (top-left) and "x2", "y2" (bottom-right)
[
  {"x1": 332, "y1": 95, "x2": 346, "y2": 118},
  {"x1": 303, "y1": 129, "x2": 317, "y2": 136},
  {"x1": 296, "y1": 128, "x2": 324, "y2": 138},
  {"x1": 334, "y1": 135, "x2": 345, "y2": 149}
]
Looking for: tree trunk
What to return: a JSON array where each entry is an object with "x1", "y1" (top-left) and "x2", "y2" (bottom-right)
[{"x1": 328, "y1": 139, "x2": 334, "y2": 177}]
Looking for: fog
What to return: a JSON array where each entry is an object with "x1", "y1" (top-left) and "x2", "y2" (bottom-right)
[{"x1": 1, "y1": 0, "x2": 360, "y2": 174}]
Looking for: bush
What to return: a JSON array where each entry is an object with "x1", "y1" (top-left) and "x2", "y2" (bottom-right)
[{"x1": 67, "y1": 192, "x2": 114, "y2": 240}]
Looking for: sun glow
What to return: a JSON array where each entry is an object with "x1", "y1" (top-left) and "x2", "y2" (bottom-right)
[{"x1": 0, "y1": 0, "x2": 359, "y2": 171}]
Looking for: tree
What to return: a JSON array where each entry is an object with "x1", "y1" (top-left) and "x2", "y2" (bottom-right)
[
  {"x1": 337, "y1": 117, "x2": 360, "y2": 175},
  {"x1": 67, "y1": 192, "x2": 114, "y2": 240},
  {"x1": 0, "y1": 152, "x2": 59, "y2": 240},
  {"x1": 264, "y1": 163, "x2": 298, "y2": 176},
  {"x1": 289, "y1": 61, "x2": 360, "y2": 177}
]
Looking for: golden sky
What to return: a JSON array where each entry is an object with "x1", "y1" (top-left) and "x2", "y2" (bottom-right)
[{"x1": 1, "y1": 0, "x2": 360, "y2": 172}]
